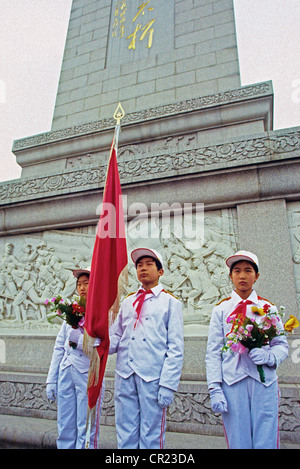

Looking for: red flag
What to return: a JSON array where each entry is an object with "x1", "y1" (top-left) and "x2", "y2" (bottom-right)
[{"x1": 83, "y1": 136, "x2": 127, "y2": 415}]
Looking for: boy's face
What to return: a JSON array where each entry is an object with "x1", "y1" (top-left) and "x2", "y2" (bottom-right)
[
  {"x1": 76, "y1": 274, "x2": 90, "y2": 298},
  {"x1": 230, "y1": 261, "x2": 259, "y2": 299},
  {"x1": 136, "y1": 256, "x2": 163, "y2": 289}
]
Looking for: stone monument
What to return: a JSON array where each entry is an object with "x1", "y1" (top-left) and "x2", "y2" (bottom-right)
[{"x1": 1, "y1": 0, "x2": 300, "y2": 447}]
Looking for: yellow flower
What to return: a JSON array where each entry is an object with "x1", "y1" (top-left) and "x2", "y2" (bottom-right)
[
  {"x1": 251, "y1": 306, "x2": 265, "y2": 316},
  {"x1": 284, "y1": 315, "x2": 300, "y2": 332}
]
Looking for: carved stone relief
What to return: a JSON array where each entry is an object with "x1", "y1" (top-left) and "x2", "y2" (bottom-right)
[
  {"x1": 0, "y1": 378, "x2": 299, "y2": 442},
  {"x1": 12, "y1": 82, "x2": 272, "y2": 152},
  {"x1": 3, "y1": 129, "x2": 300, "y2": 206},
  {"x1": 287, "y1": 202, "x2": 300, "y2": 316},
  {"x1": 125, "y1": 208, "x2": 238, "y2": 333},
  {"x1": 0, "y1": 231, "x2": 95, "y2": 332},
  {"x1": 0, "y1": 209, "x2": 237, "y2": 334}
]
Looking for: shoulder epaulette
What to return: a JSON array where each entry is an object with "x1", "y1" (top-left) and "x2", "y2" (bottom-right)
[
  {"x1": 215, "y1": 296, "x2": 231, "y2": 306},
  {"x1": 124, "y1": 292, "x2": 135, "y2": 299},
  {"x1": 257, "y1": 295, "x2": 275, "y2": 305},
  {"x1": 162, "y1": 289, "x2": 180, "y2": 300}
]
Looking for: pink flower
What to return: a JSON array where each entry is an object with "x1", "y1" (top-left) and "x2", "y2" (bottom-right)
[
  {"x1": 231, "y1": 342, "x2": 247, "y2": 354},
  {"x1": 78, "y1": 317, "x2": 85, "y2": 327},
  {"x1": 246, "y1": 324, "x2": 253, "y2": 332},
  {"x1": 45, "y1": 299, "x2": 49, "y2": 305}
]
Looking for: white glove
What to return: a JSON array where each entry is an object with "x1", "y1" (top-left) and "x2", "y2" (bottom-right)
[
  {"x1": 158, "y1": 386, "x2": 174, "y2": 408},
  {"x1": 93, "y1": 337, "x2": 102, "y2": 347},
  {"x1": 249, "y1": 348, "x2": 276, "y2": 366},
  {"x1": 209, "y1": 383, "x2": 228, "y2": 413},
  {"x1": 46, "y1": 383, "x2": 57, "y2": 402}
]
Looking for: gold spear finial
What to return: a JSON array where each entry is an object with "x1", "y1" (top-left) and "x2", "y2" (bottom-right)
[{"x1": 113, "y1": 102, "x2": 125, "y2": 124}]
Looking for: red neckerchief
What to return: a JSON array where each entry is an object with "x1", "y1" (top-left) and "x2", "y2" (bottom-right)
[
  {"x1": 133, "y1": 289, "x2": 153, "y2": 329},
  {"x1": 227, "y1": 299, "x2": 253, "y2": 332}
]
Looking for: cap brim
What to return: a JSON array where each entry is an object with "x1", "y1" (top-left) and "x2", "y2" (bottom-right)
[
  {"x1": 226, "y1": 255, "x2": 258, "y2": 269},
  {"x1": 131, "y1": 248, "x2": 163, "y2": 268},
  {"x1": 73, "y1": 269, "x2": 91, "y2": 279}
]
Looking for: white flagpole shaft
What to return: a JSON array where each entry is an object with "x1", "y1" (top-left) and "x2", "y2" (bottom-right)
[
  {"x1": 85, "y1": 412, "x2": 92, "y2": 449},
  {"x1": 114, "y1": 121, "x2": 121, "y2": 153}
]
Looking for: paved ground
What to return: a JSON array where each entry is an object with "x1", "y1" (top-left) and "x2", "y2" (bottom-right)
[
  {"x1": 0, "y1": 414, "x2": 298, "y2": 449},
  {"x1": 0, "y1": 414, "x2": 225, "y2": 449}
]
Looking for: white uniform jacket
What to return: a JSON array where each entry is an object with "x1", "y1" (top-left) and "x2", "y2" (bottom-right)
[
  {"x1": 109, "y1": 283, "x2": 184, "y2": 391},
  {"x1": 206, "y1": 290, "x2": 289, "y2": 388},
  {"x1": 47, "y1": 322, "x2": 90, "y2": 384}
]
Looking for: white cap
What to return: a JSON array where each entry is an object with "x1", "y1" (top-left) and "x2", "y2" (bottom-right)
[
  {"x1": 73, "y1": 266, "x2": 91, "y2": 279},
  {"x1": 226, "y1": 250, "x2": 259, "y2": 271},
  {"x1": 131, "y1": 248, "x2": 164, "y2": 269}
]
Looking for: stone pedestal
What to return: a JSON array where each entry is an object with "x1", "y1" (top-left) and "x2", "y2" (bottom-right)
[{"x1": 1, "y1": 334, "x2": 300, "y2": 443}]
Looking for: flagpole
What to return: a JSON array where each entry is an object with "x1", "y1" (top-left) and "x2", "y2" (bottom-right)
[
  {"x1": 84, "y1": 102, "x2": 126, "y2": 450},
  {"x1": 113, "y1": 102, "x2": 125, "y2": 153}
]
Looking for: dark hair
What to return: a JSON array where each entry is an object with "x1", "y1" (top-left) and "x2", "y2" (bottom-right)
[
  {"x1": 76, "y1": 272, "x2": 90, "y2": 285},
  {"x1": 230, "y1": 260, "x2": 258, "y2": 274},
  {"x1": 135, "y1": 256, "x2": 162, "y2": 271}
]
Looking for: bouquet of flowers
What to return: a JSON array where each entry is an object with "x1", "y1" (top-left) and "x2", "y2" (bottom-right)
[
  {"x1": 46, "y1": 295, "x2": 86, "y2": 348},
  {"x1": 222, "y1": 304, "x2": 299, "y2": 382}
]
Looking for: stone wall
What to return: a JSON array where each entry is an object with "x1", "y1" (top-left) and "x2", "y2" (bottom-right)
[
  {"x1": 1, "y1": 95, "x2": 300, "y2": 442},
  {"x1": 51, "y1": 0, "x2": 240, "y2": 131}
]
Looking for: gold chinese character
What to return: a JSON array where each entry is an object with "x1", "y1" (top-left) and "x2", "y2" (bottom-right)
[
  {"x1": 126, "y1": 1, "x2": 155, "y2": 50},
  {"x1": 139, "y1": 19, "x2": 155, "y2": 48},
  {"x1": 133, "y1": 2, "x2": 149, "y2": 22},
  {"x1": 127, "y1": 24, "x2": 142, "y2": 50}
]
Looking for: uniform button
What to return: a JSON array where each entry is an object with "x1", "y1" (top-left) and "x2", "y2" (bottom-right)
[
  {"x1": 129, "y1": 358, "x2": 133, "y2": 362},
  {"x1": 132, "y1": 337, "x2": 135, "y2": 340},
  {"x1": 143, "y1": 338, "x2": 146, "y2": 341}
]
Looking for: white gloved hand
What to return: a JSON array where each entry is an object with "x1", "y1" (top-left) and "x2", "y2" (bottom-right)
[
  {"x1": 209, "y1": 383, "x2": 228, "y2": 413},
  {"x1": 249, "y1": 348, "x2": 275, "y2": 366},
  {"x1": 46, "y1": 383, "x2": 57, "y2": 402},
  {"x1": 93, "y1": 337, "x2": 102, "y2": 347},
  {"x1": 158, "y1": 386, "x2": 174, "y2": 408}
]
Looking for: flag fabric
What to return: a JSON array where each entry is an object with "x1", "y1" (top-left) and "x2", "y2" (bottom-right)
[{"x1": 83, "y1": 129, "x2": 128, "y2": 427}]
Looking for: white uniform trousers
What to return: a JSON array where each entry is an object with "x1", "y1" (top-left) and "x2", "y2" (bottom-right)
[
  {"x1": 221, "y1": 377, "x2": 280, "y2": 449},
  {"x1": 56, "y1": 365, "x2": 104, "y2": 449},
  {"x1": 114, "y1": 373, "x2": 166, "y2": 449}
]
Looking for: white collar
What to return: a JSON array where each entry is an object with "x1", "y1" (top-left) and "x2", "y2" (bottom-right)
[
  {"x1": 135, "y1": 283, "x2": 164, "y2": 298},
  {"x1": 231, "y1": 289, "x2": 259, "y2": 307}
]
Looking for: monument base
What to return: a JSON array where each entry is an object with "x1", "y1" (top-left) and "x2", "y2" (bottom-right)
[{"x1": 1, "y1": 334, "x2": 299, "y2": 445}]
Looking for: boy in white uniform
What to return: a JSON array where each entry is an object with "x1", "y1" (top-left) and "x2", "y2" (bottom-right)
[
  {"x1": 109, "y1": 248, "x2": 184, "y2": 449},
  {"x1": 206, "y1": 251, "x2": 289, "y2": 449},
  {"x1": 46, "y1": 268, "x2": 103, "y2": 449}
]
